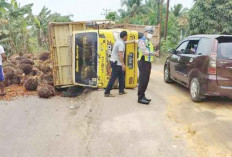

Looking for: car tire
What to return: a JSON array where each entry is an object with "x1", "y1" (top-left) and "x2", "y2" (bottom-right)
[
  {"x1": 164, "y1": 65, "x2": 173, "y2": 83},
  {"x1": 190, "y1": 78, "x2": 204, "y2": 102}
]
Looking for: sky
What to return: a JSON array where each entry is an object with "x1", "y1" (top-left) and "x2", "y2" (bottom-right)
[{"x1": 15, "y1": 0, "x2": 194, "y2": 21}]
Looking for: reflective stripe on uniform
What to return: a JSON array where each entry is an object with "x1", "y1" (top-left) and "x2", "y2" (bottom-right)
[
  {"x1": 138, "y1": 37, "x2": 154, "y2": 62},
  {"x1": 147, "y1": 40, "x2": 151, "y2": 62}
]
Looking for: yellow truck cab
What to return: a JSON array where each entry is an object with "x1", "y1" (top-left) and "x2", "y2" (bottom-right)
[
  {"x1": 49, "y1": 20, "x2": 160, "y2": 89},
  {"x1": 73, "y1": 29, "x2": 138, "y2": 88}
]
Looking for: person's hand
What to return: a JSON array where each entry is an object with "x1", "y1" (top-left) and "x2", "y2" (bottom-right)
[
  {"x1": 122, "y1": 64, "x2": 126, "y2": 71},
  {"x1": 155, "y1": 50, "x2": 160, "y2": 57}
]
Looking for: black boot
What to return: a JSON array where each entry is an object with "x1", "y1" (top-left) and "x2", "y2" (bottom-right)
[
  {"x1": 138, "y1": 98, "x2": 150, "y2": 105},
  {"x1": 143, "y1": 96, "x2": 151, "y2": 102}
]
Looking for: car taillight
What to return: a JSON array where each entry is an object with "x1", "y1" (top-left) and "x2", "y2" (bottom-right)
[
  {"x1": 208, "y1": 66, "x2": 216, "y2": 75},
  {"x1": 208, "y1": 40, "x2": 218, "y2": 75}
]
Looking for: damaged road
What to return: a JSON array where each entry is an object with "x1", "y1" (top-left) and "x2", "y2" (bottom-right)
[{"x1": 0, "y1": 64, "x2": 232, "y2": 157}]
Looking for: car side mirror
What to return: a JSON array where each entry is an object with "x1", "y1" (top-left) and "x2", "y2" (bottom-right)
[{"x1": 169, "y1": 49, "x2": 176, "y2": 54}]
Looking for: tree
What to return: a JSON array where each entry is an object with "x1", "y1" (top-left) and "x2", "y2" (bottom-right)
[
  {"x1": 170, "y1": 4, "x2": 189, "y2": 40},
  {"x1": 171, "y1": 4, "x2": 187, "y2": 17},
  {"x1": 114, "y1": 0, "x2": 188, "y2": 51},
  {"x1": 121, "y1": 0, "x2": 144, "y2": 18},
  {"x1": 0, "y1": 0, "x2": 11, "y2": 17},
  {"x1": 48, "y1": 13, "x2": 73, "y2": 22},
  {"x1": 106, "y1": 11, "x2": 117, "y2": 21},
  {"x1": 144, "y1": 0, "x2": 161, "y2": 25},
  {"x1": 189, "y1": 0, "x2": 232, "y2": 35},
  {"x1": 0, "y1": 0, "x2": 73, "y2": 55},
  {"x1": 0, "y1": 0, "x2": 34, "y2": 55},
  {"x1": 118, "y1": 9, "x2": 128, "y2": 19},
  {"x1": 33, "y1": 6, "x2": 72, "y2": 49},
  {"x1": 33, "y1": 6, "x2": 51, "y2": 48}
]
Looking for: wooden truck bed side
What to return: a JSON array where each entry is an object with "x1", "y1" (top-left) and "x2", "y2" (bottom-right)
[{"x1": 49, "y1": 22, "x2": 87, "y2": 87}]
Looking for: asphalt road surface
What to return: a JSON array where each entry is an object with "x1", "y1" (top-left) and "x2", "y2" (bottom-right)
[{"x1": 0, "y1": 64, "x2": 232, "y2": 157}]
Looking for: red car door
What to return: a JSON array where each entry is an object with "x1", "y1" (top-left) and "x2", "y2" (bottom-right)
[
  {"x1": 216, "y1": 37, "x2": 232, "y2": 88},
  {"x1": 169, "y1": 40, "x2": 189, "y2": 81}
]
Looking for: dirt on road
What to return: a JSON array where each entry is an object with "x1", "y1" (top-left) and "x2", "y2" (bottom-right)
[
  {"x1": 0, "y1": 64, "x2": 232, "y2": 157},
  {"x1": 165, "y1": 81, "x2": 232, "y2": 156}
]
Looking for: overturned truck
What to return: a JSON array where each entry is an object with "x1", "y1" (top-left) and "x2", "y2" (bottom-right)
[{"x1": 49, "y1": 20, "x2": 160, "y2": 89}]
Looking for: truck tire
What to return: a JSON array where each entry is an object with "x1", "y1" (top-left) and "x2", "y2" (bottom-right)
[
  {"x1": 164, "y1": 65, "x2": 173, "y2": 83},
  {"x1": 190, "y1": 78, "x2": 204, "y2": 102}
]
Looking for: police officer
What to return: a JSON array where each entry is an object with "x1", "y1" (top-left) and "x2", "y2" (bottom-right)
[{"x1": 138, "y1": 26, "x2": 159, "y2": 105}]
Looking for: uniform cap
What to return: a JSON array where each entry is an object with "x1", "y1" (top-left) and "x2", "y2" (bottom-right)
[{"x1": 145, "y1": 26, "x2": 155, "y2": 33}]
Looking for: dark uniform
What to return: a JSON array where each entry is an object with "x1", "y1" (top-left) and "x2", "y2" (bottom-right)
[{"x1": 137, "y1": 35, "x2": 155, "y2": 104}]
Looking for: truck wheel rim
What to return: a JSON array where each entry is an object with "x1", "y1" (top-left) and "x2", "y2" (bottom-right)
[
  {"x1": 191, "y1": 82, "x2": 198, "y2": 98},
  {"x1": 165, "y1": 68, "x2": 169, "y2": 81}
]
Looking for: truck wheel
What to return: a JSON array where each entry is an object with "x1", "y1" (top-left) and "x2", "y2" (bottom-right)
[
  {"x1": 190, "y1": 78, "x2": 204, "y2": 102},
  {"x1": 164, "y1": 65, "x2": 173, "y2": 83}
]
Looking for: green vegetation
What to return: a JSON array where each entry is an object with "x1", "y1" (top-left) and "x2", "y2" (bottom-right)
[
  {"x1": 1, "y1": 0, "x2": 232, "y2": 56},
  {"x1": 106, "y1": 0, "x2": 189, "y2": 52},
  {"x1": 189, "y1": 0, "x2": 232, "y2": 35},
  {"x1": 107, "y1": 0, "x2": 232, "y2": 52},
  {"x1": 0, "y1": 0, "x2": 72, "y2": 55}
]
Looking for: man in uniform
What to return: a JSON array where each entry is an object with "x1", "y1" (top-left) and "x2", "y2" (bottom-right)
[
  {"x1": 104, "y1": 31, "x2": 128, "y2": 97},
  {"x1": 0, "y1": 45, "x2": 6, "y2": 96},
  {"x1": 137, "y1": 26, "x2": 159, "y2": 105}
]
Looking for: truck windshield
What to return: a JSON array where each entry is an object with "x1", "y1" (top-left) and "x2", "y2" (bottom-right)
[
  {"x1": 217, "y1": 37, "x2": 232, "y2": 59},
  {"x1": 75, "y1": 32, "x2": 98, "y2": 86}
]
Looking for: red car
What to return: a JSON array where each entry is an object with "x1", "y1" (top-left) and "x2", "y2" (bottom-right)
[{"x1": 164, "y1": 35, "x2": 232, "y2": 102}]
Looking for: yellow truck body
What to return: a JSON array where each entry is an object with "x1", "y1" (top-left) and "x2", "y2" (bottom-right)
[
  {"x1": 72, "y1": 29, "x2": 138, "y2": 88},
  {"x1": 49, "y1": 20, "x2": 160, "y2": 88}
]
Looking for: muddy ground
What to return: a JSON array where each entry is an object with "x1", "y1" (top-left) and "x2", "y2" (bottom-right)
[{"x1": 0, "y1": 64, "x2": 232, "y2": 157}]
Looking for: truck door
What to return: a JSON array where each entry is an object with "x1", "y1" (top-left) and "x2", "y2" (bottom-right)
[
  {"x1": 74, "y1": 32, "x2": 98, "y2": 87},
  {"x1": 97, "y1": 31, "x2": 116, "y2": 88},
  {"x1": 125, "y1": 32, "x2": 138, "y2": 88}
]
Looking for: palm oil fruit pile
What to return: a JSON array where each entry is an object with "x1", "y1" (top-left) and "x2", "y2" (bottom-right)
[{"x1": 2, "y1": 52, "x2": 56, "y2": 99}]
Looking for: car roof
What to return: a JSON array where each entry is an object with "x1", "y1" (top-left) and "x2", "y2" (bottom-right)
[{"x1": 187, "y1": 34, "x2": 232, "y2": 39}]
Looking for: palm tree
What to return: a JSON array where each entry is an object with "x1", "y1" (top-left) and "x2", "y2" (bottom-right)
[
  {"x1": 144, "y1": 0, "x2": 161, "y2": 24},
  {"x1": 121, "y1": 0, "x2": 144, "y2": 18},
  {"x1": 171, "y1": 4, "x2": 187, "y2": 17},
  {"x1": 145, "y1": 0, "x2": 160, "y2": 11},
  {"x1": 34, "y1": 6, "x2": 51, "y2": 48},
  {"x1": 171, "y1": 4, "x2": 189, "y2": 40},
  {"x1": 34, "y1": 7, "x2": 72, "y2": 48}
]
